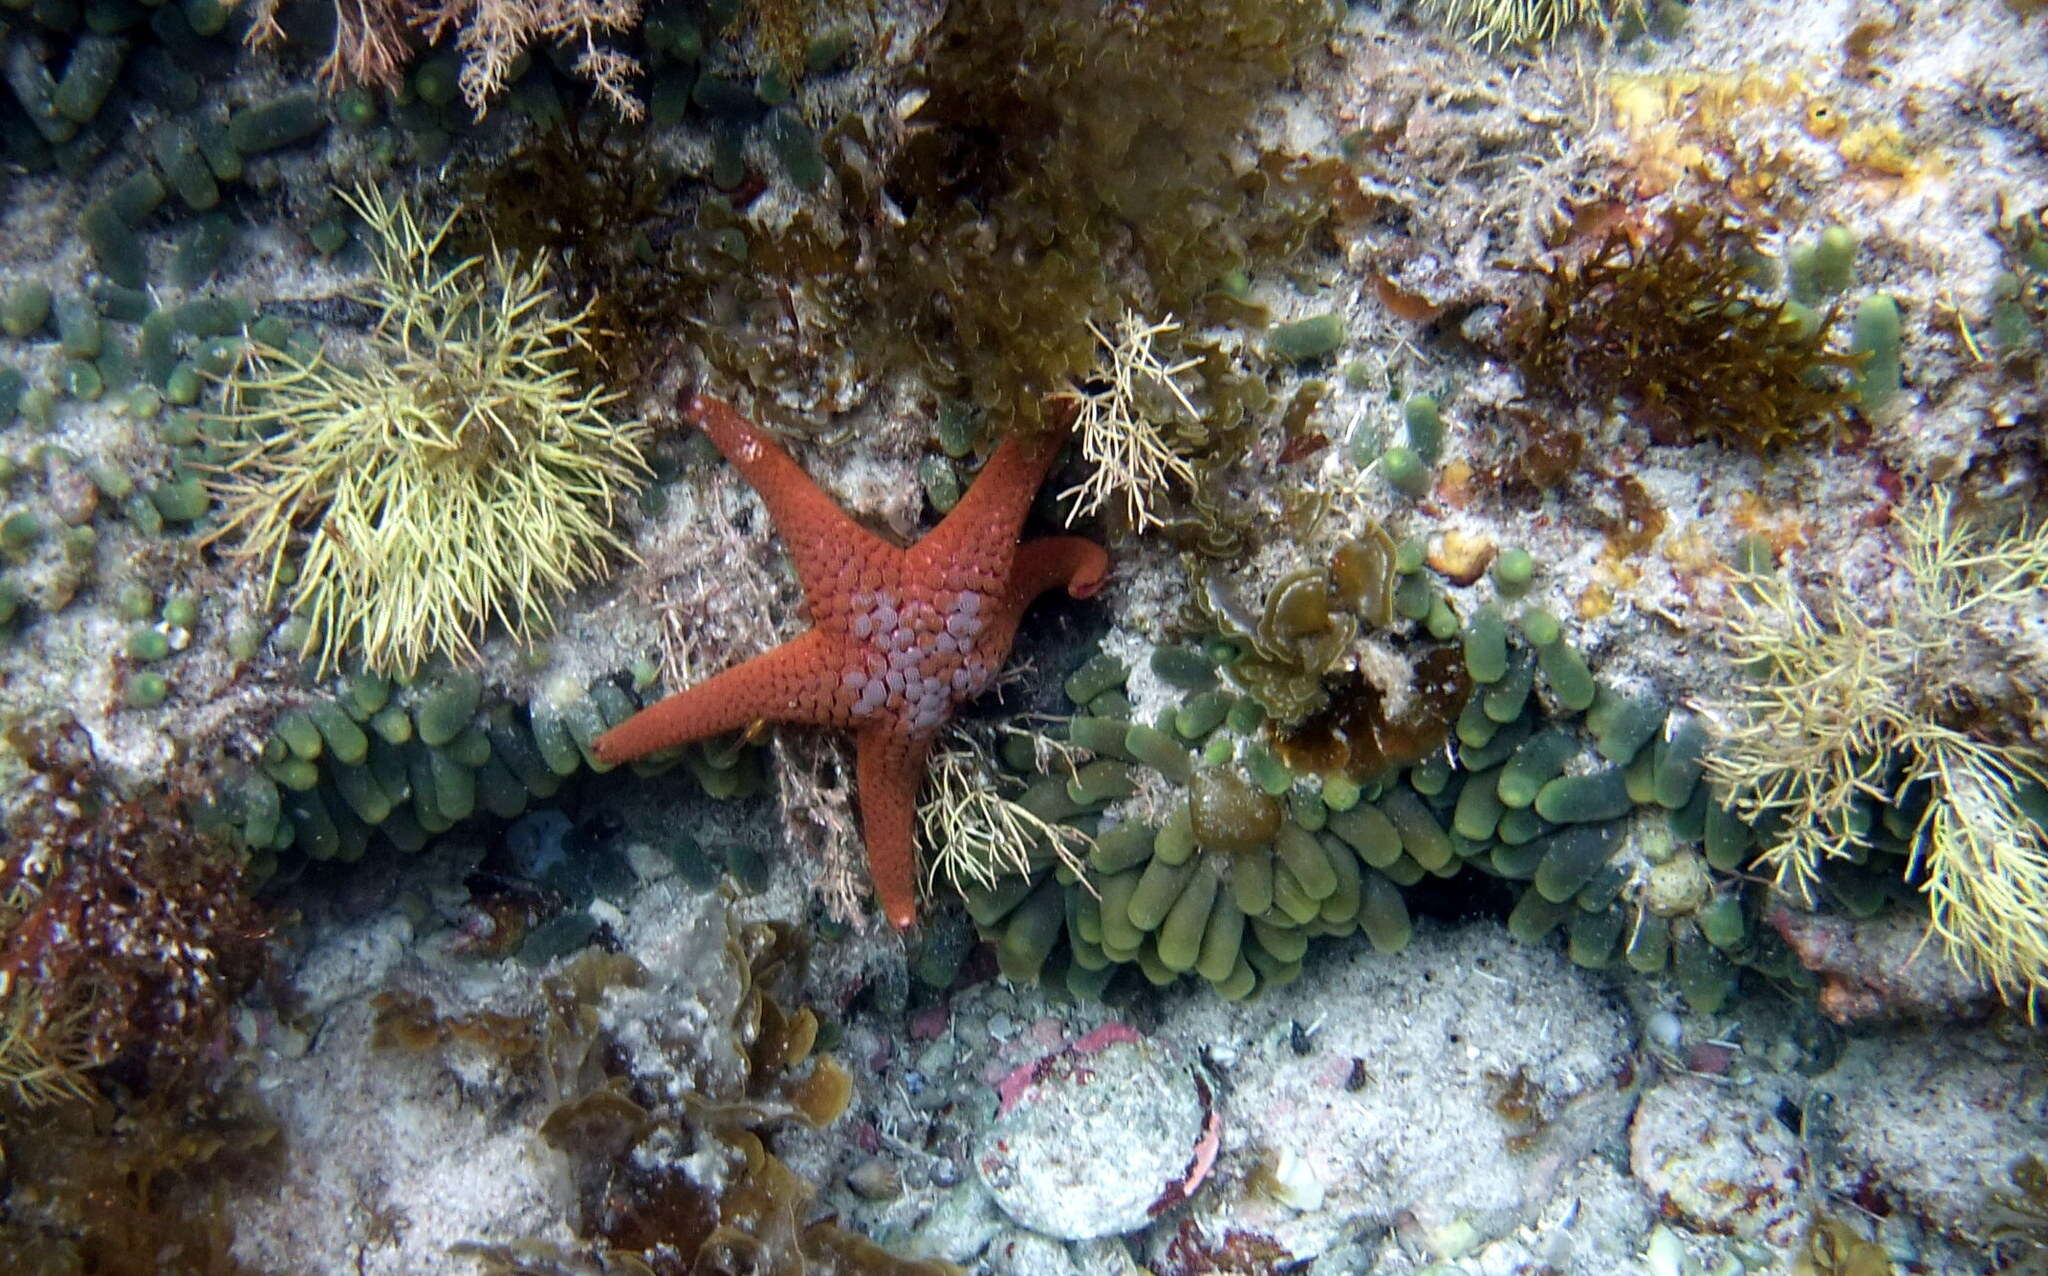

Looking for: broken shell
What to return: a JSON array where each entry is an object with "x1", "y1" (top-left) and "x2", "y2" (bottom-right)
[{"x1": 1428, "y1": 528, "x2": 1496, "y2": 586}]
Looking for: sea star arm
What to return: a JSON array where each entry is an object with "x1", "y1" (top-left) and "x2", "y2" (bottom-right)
[
  {"x1": 1009, "y1": 534, "x2": 1109, "y2": 603},
  {"x1": 909, "y1": 400, "x2": 1079, "y2": 587},
  {"x1": 855, "y1": 726, "x2": 933, "y2": 930},
  {"x1": 974, "y1": 535, "x2": 1112, "y2": 660},
  {"x1": 593, "y1": 629, "x2": 849, "y2": 764},
  {"x1": 682, "y1": 393, "x2": 886, "y2": 603}
]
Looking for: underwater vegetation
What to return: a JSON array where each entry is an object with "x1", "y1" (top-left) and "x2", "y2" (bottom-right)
[
  {"x1": 1701, "y1": 491, "x2": 2048, "y2": 1009},
  {"x1": 206, "y1": 185, "x2": 650, "y2": 677},
  {"x1": 825, "y1": 0, "x2": 1337, "y2": 427},
  {"x1": 1508, "y1": 204, "x2": 1865, "y2": 452},
  {"x1": 956, "y1": 550, "x2": 1791, "y2": 1014},
  {"x1": 1424, "y1": 0, "x2": 1645, "y2": 46},
  {"x1": 1057, "y1": 311, "x2": 1205, "y2": 535},
  {"x1": 393, "y1": 923, "x2": 953, "y2": 1275},
  {"x1": 248, "y1": 0, "x2": 653, "y2": 117},
  {"x1": 0, "y1": 718, "x2": 271, "y2": 1102}
]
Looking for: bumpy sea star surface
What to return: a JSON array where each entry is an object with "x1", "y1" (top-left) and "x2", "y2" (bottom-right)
[{"x1": 597, "y1": 393, "x2": 1109, "y2": 927}]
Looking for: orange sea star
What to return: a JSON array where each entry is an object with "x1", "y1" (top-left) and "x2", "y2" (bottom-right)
[{"x1": 597, "y1": 393, "x2": 1110, "y2": 929}]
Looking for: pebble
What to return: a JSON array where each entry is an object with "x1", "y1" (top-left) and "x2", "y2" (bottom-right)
[
  {"x1": 976, "y1": 1037, "x2": 1206, "y2": 1240},
  {"x1": 1629, "y1": 1076, "x2": 1804, "y2": 1246},
  {"x1": 1645, "y1": 1009, "x2": 1684, "y2": 1054}
]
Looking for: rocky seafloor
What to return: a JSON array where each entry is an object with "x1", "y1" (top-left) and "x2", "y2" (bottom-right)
[{"x1": 1, "y1": 0, "x2": 2046, "y2": 1271}]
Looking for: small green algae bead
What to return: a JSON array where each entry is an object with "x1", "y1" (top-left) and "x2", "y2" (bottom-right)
[
  {"x1": 1380, "y1": 445, "x2": 1431, "y2": 499},
  {"x1": 412, "y1": 55, "x2": 461, "y2": 107},
  {"x1": 1588, "y1": 685, "x2": 1665, "y2": 765},
  {"x1": 117, "y1": 582, "x2": 153, "y2": 620},
  {"x1": 1128, "y1": 856, "x2": 1197, "y2": 932},
  {"x1": 1672, "y1": 922, "x2": 1736, "y2": 1013},
  {"x1": 273, "y1": 708, "x2": 324, "y2": 760},
  {"x1": 1174, "y1": 689, "x2": 1231, "y2": 739},
  {"x1": 1379, "y1": 789, "x2": 1454, "y2": 872},
  {"x1": 1491, "y1": 546, "x2": 1534, "y2": 596},
  {"x1": 1267, "y1": 313, "x2": 1346, "y2": 362},
  {"x1": 918, "y1": 454, "x2": 961, "y2": 515},
  {"x1": 1157, "y1": 863, "x2": 1222, "y2": 973},
  {"x1": 1498, "y1": 729, "x2": 1576, "y2": 809},
  {"x1": 1537, "y1": 640, "x2": 1596, "y2": 712},
  {"x1": 1320, "y1": 774, "x2": 1361, "y2": 812},
  {"x1": 1462, "y1": 606, "x2": 1508, "y2": 683},
  {"x1": 1698, "y1": 892, "x2": 1745, "y2": 950},
  {"x1": 370, "y1": 705, "x2": 414, "y2": 746},
  {"x1": 1357, "y1": 871, "x2": 1412, "y2": 954},
  {"x1": 1125, "y1": 723, "x2": 1193, "y2": 784},
  {"x1": 83, "y1": 201, "x2": 147, "y2": 291},
  {"x1": 1850, "y1": 294, "x2": 1904, "y2": 412},
  {"x1": 415, "y1": 673, "x2": 484, "y2": 747},
  {"x1": 124, "y1": 670, "x2": 170, "y2": 708},
  {"x1": 19, "y1": 387, "x2": 56, "y2": 429},
  {"x1": 1424, "y1": 596, "x2": 1459, "y2": 641},
  {"x1": 1519, "y1": 606, "x2": 1562, "y2": 648},
  {"x1": 1065, "y1": 651, "x2": 1128, "y2": 707},
  {"x1": 1151, "y1": 644, "x2": 1218, "y2": 691},
  {"x1": 161, "y1": 594, "x2": 197, "y2": 628},
  {"x1": 62, "y1": 360, "x2": 103, "y2": 401},
  {"x1": 227, "y1": 93, "x2": 326, "y2": 154},
  {"x1": 126, "y1": 626, "x2": 171, "y2": 662},
  {"x1": 1401, "y1": 393, "x2": 1443, "y2": 463},
  {"x1": 1651, "y1": 715, "x2": 1709, "y2": 810},
  {"x1": 1066, "y1": 759, "x2": 1138, "y2": 806},
  {"x1": 308, "y1": 218, "x2": 350, "y2": 257},
  {"x1": 54, "y1": 294, "x2": 101, "y2": 358},
  {"x1": 164, "y1": 364, "x2": 202, "y2": 406},
  {"x1": 126, "y1": 385, "x2": 162, "y2": 419},
  {"x1": 335, "y1": 87, "x2": 379, "y2": 126},
  {"x1": 1, "y1": 510, "x2": 41, "y2": 551},
  {"x1": 2, "y1": 281, "x2": 52, "y2": 338},
  {"x1": 1394, "y1": 537, "x2": 1426, "y2": 575},
  {"x1": 1533, "y1": 769, "x2": 1633, "y2": 825},
  {"x1": 1530, "y1": 821, "x2": 1623, "y2": 903},
  {"x1": 309, "y1": 700, "x2": 369, "y2": 765},
  {"x1": 150, "y1": 476, "x2": 209, "y2": 522},
  {"x1": 1325, "y1": 801, "x2": 1400, "y2": 868}
]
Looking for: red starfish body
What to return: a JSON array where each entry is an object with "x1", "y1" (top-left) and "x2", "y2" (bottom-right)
[{"x1": 596, "y1": 393, "x2": 1109, "y2": 929}]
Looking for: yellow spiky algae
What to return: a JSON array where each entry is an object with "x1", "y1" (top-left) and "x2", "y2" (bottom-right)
[{"x1": 204, "y1": 186, "x2": 650, "y2": 677}]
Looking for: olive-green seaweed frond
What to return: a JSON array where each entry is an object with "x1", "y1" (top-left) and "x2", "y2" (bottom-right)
[
  {"x1": 1701, "y1": 488, "x2": 2048, "y2": 1010},
  {"x1": 206, "y1": 186, "x2": 651, "y2": 678}
]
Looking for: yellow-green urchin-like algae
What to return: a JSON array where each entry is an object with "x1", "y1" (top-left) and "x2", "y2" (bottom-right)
[
  {"x1": 1425, "y1": 0, "x2": 1645, "y2": 46},
  {"x1": 204, "y1": 185, "x2": 651, "y2": 677},
  {"x1": 1700, "y1": 492, "x2": 2048, "y2": 1013}
]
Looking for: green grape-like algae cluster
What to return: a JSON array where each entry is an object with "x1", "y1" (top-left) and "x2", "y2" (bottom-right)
[
  {"x1": 215, "y1": 663, "x2": 771, "y2": 894},
  {"x1": 966, "y1": 581, "x2": 1825, "y2": 1015}
]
